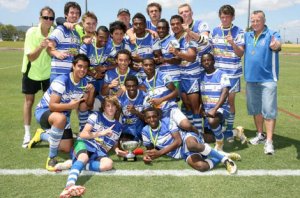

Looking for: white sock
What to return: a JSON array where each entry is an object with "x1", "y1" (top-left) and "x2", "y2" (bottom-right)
[{"x1": 24, "y1": 125, "x2": 30, "y2": 137}]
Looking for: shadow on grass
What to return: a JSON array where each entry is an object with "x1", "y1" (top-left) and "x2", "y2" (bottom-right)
[{"x1": 243, "y1": 129, "x2": 300, "y2": 160}]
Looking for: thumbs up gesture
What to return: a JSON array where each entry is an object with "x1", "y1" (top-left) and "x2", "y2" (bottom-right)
[{"x1": 269, "y1": 36, "x2": 281, "y2": 51}]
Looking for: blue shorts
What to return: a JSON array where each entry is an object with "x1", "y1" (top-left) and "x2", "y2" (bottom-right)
[
  {"x1": 246, "y1": 82, "x2": 277, "y2": 119},
  {"x1": 181, "y1": 132, "x2": 205, "y2": 162},
  {"x1": 229, "y1": 77, "x2": 241, "y2": 93},
  {"x1": 180, "y1": 78, "x2": 199, "y2": 94}
]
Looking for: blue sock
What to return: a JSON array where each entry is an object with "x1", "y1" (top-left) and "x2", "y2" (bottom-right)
[
  {"x1": 41, "y1": 132, "x2": 50, "y2": 142},
  {"x1": 223, "y1": 130, "x2": 233, "y2": 139},
  {"x1": 193, "y1": 114, "x2": 202, "y2": 134},
  {"x1": 211, "y1": 125, "x2": 224, "y2": 141},
  {"x1": 48, "y1": 126, "x2": 64, "y2": 158},
  {"x1": 200, "y1": 143, "x2": 224, "y2": 161},
  {"x1": 186, "y1": 111, "x2": 193, "y2": 123},
  {"x1": 78, "y1": 111, "x2": 89, "y2": 131},
  {"x1": 66, "y1": 160, "x2": 85, "y2": 187},
  {"x1": 226, "y1": 113, "x2": 235, "y2": 132},
  {"x1": 87, "y1": 160, "x2": 100, "y2": 172}
]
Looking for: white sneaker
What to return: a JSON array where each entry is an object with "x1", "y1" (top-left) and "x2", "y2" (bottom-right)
[
  {"x1": 224, "y1": 158, "x2": 238, "y2": 175},
  {"x1": 264, "y1": 141, "x2": 275, "y2": 155},
  {"x1": 235, "y1": 126, "x2": 247, "y2": 144},
  {"x1": 22, "y1": 135, "x2": 31, "y2": 148},
  {"x1": 249, "y1": 133, "x2": 266, "y2": 145}
]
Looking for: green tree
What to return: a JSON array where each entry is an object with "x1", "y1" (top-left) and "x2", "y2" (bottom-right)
[{"x1": 0, "y1": 24, "x2": 18, "y2": 41}]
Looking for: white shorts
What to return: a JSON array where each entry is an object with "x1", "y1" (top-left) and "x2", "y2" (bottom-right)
[{"x1": 170, "y1": 107, "x2": 187, "y2": 126}]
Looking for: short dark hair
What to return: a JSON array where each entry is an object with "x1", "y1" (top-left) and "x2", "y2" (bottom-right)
[
  {"x1": 170, "y1": 15, "x2": 183, "y2": 24},
  {"x1": 201, "y1": 52, "x2": 215, "y2": 63},
  {"x1": 219, "y1": 5, "x2": 235, "y2": 17},
  {"x1": 132, "y1": 12, "x2": 146, "y2": 24},
  {"x1": 109, "y1": 21, "x2": 127, "y2": 35},
  {"x1": 142, "y1": 57, "x2": 155, "y2": 64},
  {"x1": 40, "y1": 6, "x2": 55, "y2": 19},
  {"x1": 64, "y1": 1, "x2": 81, "y2": 17},
  {"x1": 96, "y1": 25, "x2": 109, "y2": 35},
  {"x1": 72, "y1": 54, "x2": 90, "y2": 66},
  {"x1": 125, "y1": 75, "x2": 139, "y2": 86},
  {"x1": 143, "y1": 107, "x2": 162, "y2": 119},
  {"x1": 158, "y1": 18, "x2": 169, "y2": 32},
  {"x1": 116, "y1": 49, "x2": 132, "y2": 61},
  {"x1": 146, "y1": 2, "x2": 162, "y2": 14}
]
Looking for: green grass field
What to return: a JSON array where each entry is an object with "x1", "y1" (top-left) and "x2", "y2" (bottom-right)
[{"x1": 0, "y1": 49, "x2": 299, "y2": 198}]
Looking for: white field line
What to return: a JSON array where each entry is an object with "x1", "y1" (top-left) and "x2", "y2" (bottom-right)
[
  {"x1": 0, "y1": 169, "x2": 300, "y2": 176},
  {"x1": 0, "y1": 65, "x2": 19, "y2": 70}
]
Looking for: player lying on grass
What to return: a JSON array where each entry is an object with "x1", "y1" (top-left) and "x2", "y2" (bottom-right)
[
  {"x1": 141, "y1": 107, "x2": 238, "y2": 175},
  {"x1": 60, "y1": 96, "x2": 122, "y2": 198}
]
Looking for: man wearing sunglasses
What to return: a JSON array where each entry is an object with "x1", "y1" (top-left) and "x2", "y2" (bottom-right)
[{"x1": 21, "y1": 6, "x2": 55, "y2": 148}]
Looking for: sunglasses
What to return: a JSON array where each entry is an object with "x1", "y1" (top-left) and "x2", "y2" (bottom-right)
[{"x1": 42, "y1": 16, "x2": 54, "y2": 21}]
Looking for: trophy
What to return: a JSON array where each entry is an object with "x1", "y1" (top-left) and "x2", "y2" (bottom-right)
[{"x1": 120, "y1": 140, "x2": 139, "y2": 161}]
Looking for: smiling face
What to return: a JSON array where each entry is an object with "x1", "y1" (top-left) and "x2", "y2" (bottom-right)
[
  {"x1": 125, "y1": 80, "x2": 138, "y2": 98},
  {"x1": 116, "y1": 53, "x2": 131, "y2": 73},
  {"x1": 40, "y1": 9, "x2": 54, "y2": 29},
  {"x1": 65, "y1": 7, "x2": 80, "y2": 23},
  {"x1": 157, "y1": 21, "x2": 168, "y2": 39},
  {"x1": 251, "y1": 12, "x2": 265, "y2": 34},
  {"x1": 72, "y1": 60, "x2": 89, "y2": 82},
  {"x1": 144, "y1": 109, "x2": 160, "y2": 129},
  {"x1": 96, "y1": 30, "x2": 109, "y2": 47}
]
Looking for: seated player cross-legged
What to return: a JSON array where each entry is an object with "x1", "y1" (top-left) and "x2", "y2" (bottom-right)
[{"x1": 142, "y1": 107, "x2": 237, "y2": 175}]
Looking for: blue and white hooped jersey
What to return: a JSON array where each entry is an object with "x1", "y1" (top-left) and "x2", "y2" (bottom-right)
[
  {"x1": 36, "y1": 73, "x2": 87, "y2": 121},
  {"x1": 177, "y1": 34, "x2": 201, "y2": 80},
  {"x1": 146, "y1": 20, "x2": 157, "y2": 31},
  {"x1": 199, "y1": 69, "x2": 230, "y2": 113},
  {"x1": 81, "y1": 112, "x2": 122, "y2": 155},
  {"x1": 104, "y1": 67, "x2": 141, "y2": 95},
  {"x1": 142, "y1": 70, "x2": 177, "y2": 112},
  {"x1": 159, "y1": 34, "x2": 181, "y2": 82},
  {"x1": 80, "y1": 41, "x2": 116, "y2": 82},
  {"x1": 212, "y1": 25, "x2": 245, "y2": 78},
  {"x1": 142, "y1": 117, "x2": 184, "y2": 159},
  {"x1": 118, "y1": 90, "x2": 145, "y2": 140},
  {"x1": 48, "y1": 25, "x2": 81, "y2": 76},
  {"x1": 131, "y1": 33, "x2": 161, "y2": 79},
  {"x1": 190, "y1": 20, "x2": 212, "y2": 60}
]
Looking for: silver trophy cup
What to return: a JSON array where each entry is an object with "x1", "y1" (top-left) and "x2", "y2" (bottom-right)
[{"x1": 120, "y1": 141, "x2": 139, "y2": 161}]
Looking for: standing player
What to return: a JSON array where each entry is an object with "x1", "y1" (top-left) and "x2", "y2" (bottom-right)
[
  {"x1": 59, "y1": 96, "x2": 122, "y2": 198},
  {"x1": 142, "y1": 107, "x2": 237, "y2": 175},
  {"x1": 156, "y1": 19, "x2": 181, "y2": 88},
  {"x1": 47, "y1": 1, "x2": 81, "y2": 82},
  {"x1": 34, "y1": 54, "x2": 95, "y2": 171},
  {"x1": 146, "y1": 2, "x2": 162, "y2": 31},
  {"x1": 21, "y1": 6, "x2": 55, "y2": 148},
  {"x1": 169, "y1": 15, "x2": 202, "y2": 135},
  {"x1": 211, "y1": 5, "x2": 245, "y2": 142}
]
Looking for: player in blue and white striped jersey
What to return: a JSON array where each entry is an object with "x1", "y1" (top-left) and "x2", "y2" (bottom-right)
[
  {"x1": 156, "y1": 19, "x2": 181, "y2": 86},
  {"x1": 170, "y1": 15, "x2": 202, "y2": 135},
  {"x1": 47, "y1": 2, "x2": 82, "y2": 83},
  {"x1": 34, "y1": 54, "x2": 95, "y2": 172},
  {"x1": 102, "y1": 49, "x2": 141, "y2": 97},
  {"x1": 60, "y1": 96, "x2": 122, "y2": 198},
  {"x1": 118, "y1": 75, "x2": 146, "y2": 142},
  {"x1": 142, "y1": 107, "x2": 237, "y2": 175},
  {"x1": 199, "y1": 53, "x2": 231, "y2": 151},
  {"x1": 211, "y1": 5, "x2": 245, "y2": 140},
  {"x1": 178, "y1": 3, "x2": 212, "y2": 70},
  {"x1": 130, "y1": 13, "x2": 162, "y2": 80}
]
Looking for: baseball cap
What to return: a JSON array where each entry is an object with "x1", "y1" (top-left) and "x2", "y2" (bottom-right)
[{"x1": 117, "y1": 8, "x2": 130, "y2": 16}]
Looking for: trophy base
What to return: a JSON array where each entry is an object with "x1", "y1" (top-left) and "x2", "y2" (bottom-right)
[{"x1": 123, "y1": 156, "x2": 137, "y2": 162}]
